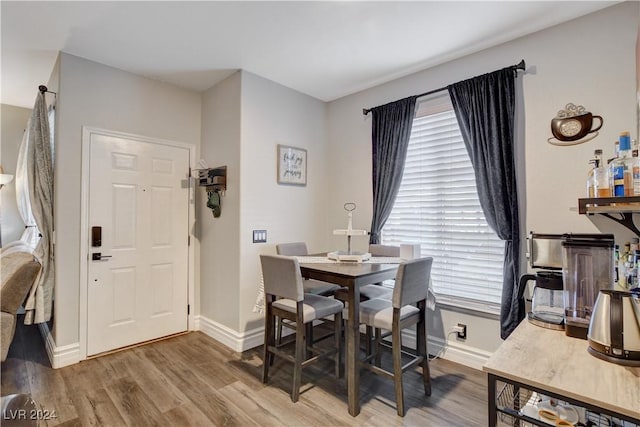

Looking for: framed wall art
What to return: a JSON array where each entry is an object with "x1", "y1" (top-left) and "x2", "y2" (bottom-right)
[{"x1": 277, "y1": 144, "x2": 307, "y2": 186}]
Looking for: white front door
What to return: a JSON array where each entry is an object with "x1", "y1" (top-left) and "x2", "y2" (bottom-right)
[{"x1": 87, "y1": 133, "x2": 189, "y2": 356}]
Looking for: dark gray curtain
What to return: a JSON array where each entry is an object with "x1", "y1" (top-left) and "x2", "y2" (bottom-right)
[
  {"x1": 447, "y1": 67, "x2": 521, "y2": 339},
  {"x1": 369, "y1": 96, "x2": 417, "y2": 244}
]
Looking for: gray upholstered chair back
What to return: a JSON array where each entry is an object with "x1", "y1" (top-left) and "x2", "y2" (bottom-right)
[
  {"x1": 276, "y1": 242, "x2": 309, "y2": 256},
  {"x1": 260, "y1": 254, "x2": 304, "y2": 301},
  {"x1": 392, "y1": 257, "x2": 433, "y2": 308},
  {"x1": 369, "y1": 244, "x2": 400, "y2": 257}
]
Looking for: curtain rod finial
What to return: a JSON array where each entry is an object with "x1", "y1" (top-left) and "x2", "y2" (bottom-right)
[
  {"x1": 362, "y1": 108, "x2": 370, "y2": 116},
  {"x1": 515, "y1": 60, "x2": 526, "y2": 71},
  {"x1": 38, "y1": 85, "x2": 48, "y2": 93}
]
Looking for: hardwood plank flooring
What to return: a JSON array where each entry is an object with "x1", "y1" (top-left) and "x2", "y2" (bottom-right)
[{"x1": 1, "y1": 317, "x2": 489, "y2": 426}]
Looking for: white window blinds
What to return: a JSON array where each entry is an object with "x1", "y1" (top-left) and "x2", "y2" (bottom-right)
[{"x1": 381, "y1": 95, "x2": 505, "y2": 311}]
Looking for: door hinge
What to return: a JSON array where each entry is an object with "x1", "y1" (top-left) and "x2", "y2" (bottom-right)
[
  {"x1": 188, "y1": 235, "x2": 191, "y2": 246},
  {"x1": 188, "y1": 167, "x2": 192, "y2": 178},
  {"x1": 187, "y1": 304, "x2": 190, "y2": 315}
]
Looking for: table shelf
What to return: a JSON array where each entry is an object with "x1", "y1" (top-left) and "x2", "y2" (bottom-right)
[
  {"x1": 484, "y1": 322, "x2": 640, "y2": 427},
  {"x1": 495, "y1": 381, "x2": 637, "y2": 427}
]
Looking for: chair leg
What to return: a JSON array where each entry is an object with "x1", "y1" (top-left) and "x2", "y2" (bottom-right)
[
  {"x1": 417, "y1": 309, "x2": 431, "y2": 396},
  {"x1": 334, "y1": 312, "x2": 342, "y2": 378},
  {"x1": 374, "y1": 328, "x2": 382, "y2": 367},
  {"x1": 291, "y1": 320, "x2": 306, "y2": 402},
  {"x1": 276, "y1": 317, "x2": 283, "y2": 346},
  {"x1": 365, "y1": 325, "x2": 373, "y2": 359},
  {"x1": 263, "y1": 308, "x2": 274, "y2": 383},
  {"x1": 306, "y1": 322, "x2": 314, "y2": 358},
  {"x1": 392, "y1": 321, "x2": 405, "y2": 417}
]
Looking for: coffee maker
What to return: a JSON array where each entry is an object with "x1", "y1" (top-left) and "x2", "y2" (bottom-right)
[
  {"x1": 518, "y1": 233, "x2": 565, "y2": 330},
  {"x1": 562, "y1": 234, "x2": 615, "y2": 339}
]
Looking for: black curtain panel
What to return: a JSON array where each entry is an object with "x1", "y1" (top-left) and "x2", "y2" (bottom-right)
[
  {"x1": 369, "y1": 96, "x2": 417, "y2": 244},
  {"x1": 447, "y1": 67, "x2": 522, "y2": 339}
]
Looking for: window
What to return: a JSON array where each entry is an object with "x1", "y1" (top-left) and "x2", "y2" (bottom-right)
[{"x1": 381, "y1": 94, "x2": 505, "y2": 313}]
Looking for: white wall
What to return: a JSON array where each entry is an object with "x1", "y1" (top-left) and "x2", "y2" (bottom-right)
[
  {"x1": 55, "y1": 53, "x2": 202, "y2": 347},
  {"x1": 239, "y1": 71, "x2": 328, "y2": 331},
  {"x1": 326, "y1": 2, "x2": 639, "y2": 356},
  {"x1": 200, "y1": 72, "x2": 242, "y2": 330},
  {"x1": 0, "y1": 104, "x2": 31, "y2": 245},
  {"x1": 198, "y1": 70, "x2": 329, "y2": 334}
]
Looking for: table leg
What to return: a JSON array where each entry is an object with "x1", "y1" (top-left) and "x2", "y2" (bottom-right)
[{"x1": 347, "y1": 281, "x2": 360, "y2": 417}]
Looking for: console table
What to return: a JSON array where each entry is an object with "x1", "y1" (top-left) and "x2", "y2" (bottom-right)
[{"x1": 483, "y1": 321, "x2": 640, "y2": 426}]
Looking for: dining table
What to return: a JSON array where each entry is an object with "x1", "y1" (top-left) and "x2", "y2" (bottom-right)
[{"x1": 298, "y1": 256, "x2": 400, "y2": 417}]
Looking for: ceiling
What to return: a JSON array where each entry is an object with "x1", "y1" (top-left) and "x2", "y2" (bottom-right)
[{"x1": 1, "y1": 1, "x2": 618, "y2": 109}]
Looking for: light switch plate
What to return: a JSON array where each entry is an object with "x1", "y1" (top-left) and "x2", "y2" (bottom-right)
[{"x1": 253, "y1": 230, "x2": 267, "y2": 243}]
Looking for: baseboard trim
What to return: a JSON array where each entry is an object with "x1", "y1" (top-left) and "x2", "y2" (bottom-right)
[
  {"x1": 196, "y1": 315, "x2": 491, "y2": 369},
  {"x1": 38, "y1": 323, "x2": 81, "y2": 369},
  {"x1": 195, "y1": 315, "x2": 263, "y2": 353},
  {"x1": 428, "y1": 336, "x2": 491, "y2": 370},
  {"x1": 398, "y1": 329, "x2": 490, "y2": 370}
]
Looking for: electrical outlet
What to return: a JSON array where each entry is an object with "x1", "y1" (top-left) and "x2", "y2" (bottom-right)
[
  {"x1": 455, "y1": 323, "x2": 467, "y2": 340},
  {"x1": 252, "y1": 230, "x2": 267, "y2": 243}
]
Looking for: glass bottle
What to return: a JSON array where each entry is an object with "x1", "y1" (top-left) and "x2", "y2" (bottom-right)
[
  {"x1": 632, "y1": 139, "x2": 640, "y2": 195},
  {"x1": 592, "y1": 149, "x2": 610, "y2": 197},
  {"x1": 608, "y1": 141, "x2": 619, "y2": 195},
  {"x1": 586, "y1": 158, "x2": 596, "y2": 198},
  {"x1": 614, "y1": 244, "x2": 620, "y2": 287},
  {"x1": 619, "y1": 242, "x2": 631, "y2": 289},
  {"x1": 634, "y1": 249, "x2": 640, "y2": 288},
  {"x1": 610, "y1": 132, "x2": 634, "y2": 197}
]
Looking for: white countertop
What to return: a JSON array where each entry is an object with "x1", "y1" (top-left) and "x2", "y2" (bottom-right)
[{"x1": 483, "y1": 320, "x2": 640, "y2": 420}]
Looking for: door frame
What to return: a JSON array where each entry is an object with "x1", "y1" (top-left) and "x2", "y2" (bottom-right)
[{"x1": 79, "y1": 126, "x2": 196, "y2": 360}]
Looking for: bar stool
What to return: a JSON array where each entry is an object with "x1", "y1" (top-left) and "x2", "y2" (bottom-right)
[
  {"x1": 260, "y1": 254, "x2": 344, "y2": 402},
  {"x1": 358, "y1": 257, "x2": 433, "y2": 416},
  {"x1": 275, "y1": 242, "x2": 341, "y2": 345}
]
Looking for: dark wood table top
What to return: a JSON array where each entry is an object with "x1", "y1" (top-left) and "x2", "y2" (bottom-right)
[{"x1": 298, "y1": 256, "x2": 400, "y2": 286}]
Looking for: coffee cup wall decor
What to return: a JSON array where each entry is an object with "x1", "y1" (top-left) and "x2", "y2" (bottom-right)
[{"x1": 548, "y1": 103, "x2": 603, "y2": 146}]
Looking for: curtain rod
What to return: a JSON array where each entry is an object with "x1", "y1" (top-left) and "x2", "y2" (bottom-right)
[{"x1": 362, "y1": 59, "x2": 526, "y2": 116}]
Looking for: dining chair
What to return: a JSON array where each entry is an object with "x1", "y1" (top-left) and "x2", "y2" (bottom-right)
[
  {"x1": 333, "y1": 244, "x2": 401, "y2": 355},
  {"x1": 276, "y1": 242, "x2": 341, "y2": 296},
  {"x1": 360, "y1": 244, "x2": 401, "y2": 298},
  {"x1": 260, "y1": 254, "x2": 343, "y2": 402},
  {"x1": 358, "y1": 256, "x2": 433, "y2": 416},
  {"x1": 334, "y1": 244, "x2": 400, "y2": 304},
  {"x1": 275, "y1": 242, "x2": 341, "y2": 345}
]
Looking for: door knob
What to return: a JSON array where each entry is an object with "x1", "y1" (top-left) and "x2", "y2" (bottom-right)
[{"x1": 92, "y1": 253, "x2": 112, "y2": 261}]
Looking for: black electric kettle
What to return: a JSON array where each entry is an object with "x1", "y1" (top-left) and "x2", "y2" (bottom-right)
[{"x1": 587, "y1": 289, "x2": 640, "y2": 366}]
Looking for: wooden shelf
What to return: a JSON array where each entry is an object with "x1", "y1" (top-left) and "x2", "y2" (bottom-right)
[
  {"x1": 578, "y1": 196, "x2": 640, "y2": 236},
  {"x1": 578, "y1": 196, "x2": 640, "y2": 214},
  {"x1": 198, "y1": 165, "x2": 227, "y2": 193}
]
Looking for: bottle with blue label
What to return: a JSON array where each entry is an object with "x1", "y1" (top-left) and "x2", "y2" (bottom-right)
[
  {"x1": 632, "y1": 138, "x2": 640, "y2": 195},
  {"x1": 610, "y1": 132, "x2": 634, "y2": 196}
]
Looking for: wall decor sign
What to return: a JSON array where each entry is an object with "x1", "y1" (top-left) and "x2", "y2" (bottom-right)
[{"x1": 277, "y1": 144, "x2": 307, "y2": 186}]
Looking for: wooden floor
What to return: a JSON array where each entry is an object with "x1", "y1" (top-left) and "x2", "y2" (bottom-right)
[{"x1": 1, "y1": 318, "x2": 488, "y2": 426}]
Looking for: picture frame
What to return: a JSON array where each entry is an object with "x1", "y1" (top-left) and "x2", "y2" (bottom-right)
[{"x1": 277, "y1": 144, "x2": 307, "y2": 186}]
